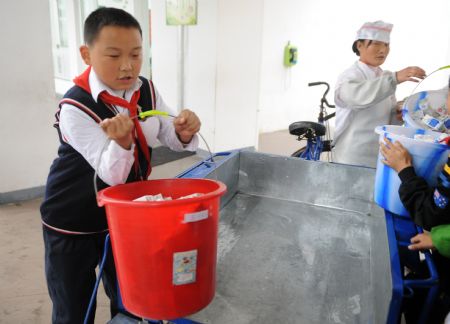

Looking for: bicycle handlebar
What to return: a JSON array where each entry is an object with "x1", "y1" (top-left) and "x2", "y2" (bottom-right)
[
  {"x1": 308, "y1": 82, "x2": 328, "y2": 87},
  {"x1": 308, "y1": 81, "x2": 335, "y2": 109}
]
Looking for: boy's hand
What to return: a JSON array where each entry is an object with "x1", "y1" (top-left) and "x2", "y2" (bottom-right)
[
  {"x1": 408, "y1": 233, "x2": 434, "y2": 251},
  {"x1": 379, "y1": 138, "x2": 412, "y2": 173},
  {"x1": 100, "y1": 114, "x2": 134, "y2": 150},
  {"x1": 173, "y1": 109, "x2": 201, "y2": 144},
  {"x1": 395, "y1": 66, "x2": 426, "y2": 84}
]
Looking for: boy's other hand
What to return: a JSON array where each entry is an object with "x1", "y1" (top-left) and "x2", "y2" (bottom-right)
[
  {"x1": 100, "y1": 114, "x2": 134, "y2": 150},
  {"x1": 174, "y1": 109, "x2": 201, "y2": 144},
  {"x1": 408, "y1": 233, "x2": 434, "y2": 251},
  {"x1": 395, "y1": 66, "x2": 426, "y2": 84},
  {"x1": 380, "y1": 138, "x2": 412, "y2": 173}
]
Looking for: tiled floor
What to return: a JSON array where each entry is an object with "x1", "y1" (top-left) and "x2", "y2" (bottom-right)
[{"x1": 0, "y1": 130, "x2": 297, "y2": 324}]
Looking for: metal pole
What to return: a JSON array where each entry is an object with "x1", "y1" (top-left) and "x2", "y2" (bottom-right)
[{"x1": 178, "y1": 25, "x2": 185, "y2": 112}]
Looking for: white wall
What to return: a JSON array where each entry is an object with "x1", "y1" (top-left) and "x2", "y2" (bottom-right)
[
  {"x1": 152, "y1": 0, "x2": 450, "y2": 150},
  {"x1": 152, "y1": 0, "x2": 220, "y2": 150},
  {"x1": 214, "y1": 0, "x2": 263, "y2": 150},
  {"x1": 0, "y1": 0, "x2": 58, "y2": 193},
  {"x1": 152, "y1": 0, "x2": 263, "y2": 152},
  {"x1": 258, "y1": 0, "x2": 450, "y2": 133},
  {"x1": 3, "y1": 0, "x2": 450, "y2": 193}
]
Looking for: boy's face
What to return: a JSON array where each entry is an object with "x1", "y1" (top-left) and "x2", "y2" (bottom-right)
[
  {"x1": 80, "y1": 26, "x2": 142, "y2": 91},
  {"x1": 358, "y1": 40, "x2": 390, "y2": 67}
]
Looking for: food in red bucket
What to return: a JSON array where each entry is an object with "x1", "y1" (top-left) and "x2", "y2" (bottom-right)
[{"x1": 133, "y1": 192, "x2": 204, "y2": 202}]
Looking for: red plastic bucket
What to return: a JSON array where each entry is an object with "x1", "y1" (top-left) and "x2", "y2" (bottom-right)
[{"x1": 97, "y1": 178, "x2": 226, "y2": 320}]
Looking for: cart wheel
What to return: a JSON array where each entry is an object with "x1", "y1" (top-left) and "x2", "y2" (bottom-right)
[{"x1": 289, "y1": 121, "x2": 326, "y2": 138}]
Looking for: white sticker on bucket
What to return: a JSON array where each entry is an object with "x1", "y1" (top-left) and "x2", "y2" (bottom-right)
[
  {"x1": 173, "y1": 250, "x2": 197, "y2": 285},
  {"x1": 183, "y1": 210, "x2": 208, "y2": 223}
]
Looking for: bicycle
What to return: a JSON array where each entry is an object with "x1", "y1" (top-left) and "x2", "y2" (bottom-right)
[{"x1": 289, "y1": 81, "x2": 335, "y2": 161}]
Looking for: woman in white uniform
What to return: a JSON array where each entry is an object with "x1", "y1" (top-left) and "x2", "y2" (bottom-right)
[{"x1": 333, "y1": 20, "x2": 426, "y2": 168}]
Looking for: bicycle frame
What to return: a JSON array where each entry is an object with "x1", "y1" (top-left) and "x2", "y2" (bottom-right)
[
  {"x1": 290, "y1": 82, "x2": 335, "y2": 161},
  {"x1": 298, "y1": 137, "x2": 324, "y2": 160}
]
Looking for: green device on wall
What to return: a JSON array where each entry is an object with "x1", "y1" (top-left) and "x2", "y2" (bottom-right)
[{"x1": 284, "y1": 42, "x2": 298, "y2": 67}]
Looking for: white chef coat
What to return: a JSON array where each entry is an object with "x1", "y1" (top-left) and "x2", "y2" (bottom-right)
[
  {"x1": 333, "y1": 60, "x2": 398, "y2": 168},
  {"x1": 59, "y1": 69, "x2": 198, "y2": 186}
]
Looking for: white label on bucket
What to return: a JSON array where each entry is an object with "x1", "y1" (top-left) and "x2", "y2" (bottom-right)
[
  {"x1": 173, "y1": 250, "x2": 197, "y2": 285},
  {"x1": 183, "y1": 210, "x2": 208, "y2": 223}
]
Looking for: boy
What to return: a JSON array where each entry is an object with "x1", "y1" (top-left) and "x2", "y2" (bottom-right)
[
  {"x1": 380, "y1": 86, "x2": 450, "y2": 323},
  {"x1": 380, "y1": 102, "x2": 450, "y2": 229},
  {"x1": 381, "y1": 138, "x2": 450, "y2": 322},
  {"x1": 40, "y1": 7, "x2": 200, "y2": 323}
]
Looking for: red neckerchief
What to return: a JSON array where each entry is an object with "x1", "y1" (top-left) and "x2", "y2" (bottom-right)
[{"x1": 73, "y1": 67, "x2": 151, "y2": 179}]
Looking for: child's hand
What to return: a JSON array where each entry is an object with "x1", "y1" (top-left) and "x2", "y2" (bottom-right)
[
  {"x1": 173, "y1": 109, "x2": 201, "y2": 144},
  {"x1": 408, "y1": 233, "x2": 434, "y2": 251},
  {"x1": 100, "y1": 114, "x2": 134, "y2": 150},
  {"x1": 379, "y1": 138, "x2": 412, "y2": 173}
]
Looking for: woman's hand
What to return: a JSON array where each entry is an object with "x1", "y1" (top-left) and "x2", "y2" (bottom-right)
[
  {"x1": 379, "y1": 138, "x2": 412, "y2": 173},
  {"x1": 395, "y1": 66, "x2": 426, "y2": 84}
]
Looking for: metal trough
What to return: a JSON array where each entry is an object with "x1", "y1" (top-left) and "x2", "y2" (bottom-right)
[{"x1": 178, "y1": 150, "x2": 391, "y2": 324}]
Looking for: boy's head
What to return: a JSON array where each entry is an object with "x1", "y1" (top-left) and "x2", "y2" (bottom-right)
[{"x1": 80, "y1": 7, "x2": 143, "y2": 91}]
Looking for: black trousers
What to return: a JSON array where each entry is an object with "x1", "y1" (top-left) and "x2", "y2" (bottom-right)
[{"x1": 43, "y1": 226, "x2": 119, "y2": 324}]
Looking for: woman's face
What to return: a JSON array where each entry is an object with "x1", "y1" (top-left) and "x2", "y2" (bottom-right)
[{"x1": 358, "y1": 40, "x2": 390, "y2": 67}]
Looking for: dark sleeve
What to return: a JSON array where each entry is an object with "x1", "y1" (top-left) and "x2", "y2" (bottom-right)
[{"x1": 398, "y1": 165, "x2": 450, "y2": 231}]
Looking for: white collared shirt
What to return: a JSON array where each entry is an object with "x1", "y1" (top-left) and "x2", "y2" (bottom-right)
[{"x1": 59, "y1": 69, "x2": 198, "y2": 186}]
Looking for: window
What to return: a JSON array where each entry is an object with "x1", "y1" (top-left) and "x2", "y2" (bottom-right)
[
  {"x1": 49, "y1": 0, "x2": 152, "y2": 95},
  {"x1": 49, "y1": 0, "x2": 71, "y2": 80}
]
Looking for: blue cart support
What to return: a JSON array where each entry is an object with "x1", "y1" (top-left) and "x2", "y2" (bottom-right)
[
  {"x1": 384, "y1": 211, "x2": 439, "y2": 324},
  {"x1": 101, "y1": 149, "x2": 438, "y2": 323}
]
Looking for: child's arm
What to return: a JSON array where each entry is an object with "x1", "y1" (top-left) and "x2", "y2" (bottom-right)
[
  {"x1": 380, "y1": 139, "x2": 450, "y2": 230},
  {"x1": 59, "y1": 106, "x2": 135, "y2": 186},
  {"x1": 430, "y1": 225, "x2": 450, "y2": 258},
  {"x1": 409, "y1": 225, "x2": 450, "y2": 258},
  {"x1": 100, "y1": 114, "x2": 134, "y2": 149},
  {"x1": 408, "y1": 232, "x2": 434, "y2": 251},
  {"x1": 173, "y1": 109, "x2": 201, "y2": 144},
  {"x1": 379, "y1": 138, "x2": 412, "y2": 172},
  {"x1": 141, "y1": 86, "x2": 199, "y2": 151}
]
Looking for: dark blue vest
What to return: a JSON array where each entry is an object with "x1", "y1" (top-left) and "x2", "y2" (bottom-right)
[{"x1": 40, "y1": 77, "x2": 154, "y2": 232}]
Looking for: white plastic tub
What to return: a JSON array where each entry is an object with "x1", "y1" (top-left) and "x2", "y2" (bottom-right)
[{"x1": 374, "y1": 125, "x2": 450, "y2": 216}]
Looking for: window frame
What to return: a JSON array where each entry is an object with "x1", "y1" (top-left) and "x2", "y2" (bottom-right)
[{"x1": 49, "y1": 0, "x2": 151, "y2": 96}]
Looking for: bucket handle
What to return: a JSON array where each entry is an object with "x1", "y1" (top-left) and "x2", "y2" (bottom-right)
[
  {"x1": 94, "y1": 114, "x2": 218, "y2": 206},
  {"x1": 402, "y1": 65, "x2": 450, "y2": 115}
]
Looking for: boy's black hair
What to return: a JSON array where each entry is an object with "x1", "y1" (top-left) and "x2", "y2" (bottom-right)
[
  {"x1": 352, "y1": 39, "x2": 373, "y2": 56},
  {"x1": 84, "y1": 7, "x2": 142, "y2": 45}
]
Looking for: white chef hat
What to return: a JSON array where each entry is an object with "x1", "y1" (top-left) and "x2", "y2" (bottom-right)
[{"x1": 356, "y1": 20, "x2": 393, "y2": 43}]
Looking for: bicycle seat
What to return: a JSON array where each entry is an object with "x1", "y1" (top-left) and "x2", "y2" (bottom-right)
[{"x1": 289, "y1": 121, "x2": 326, "y2": 137}]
